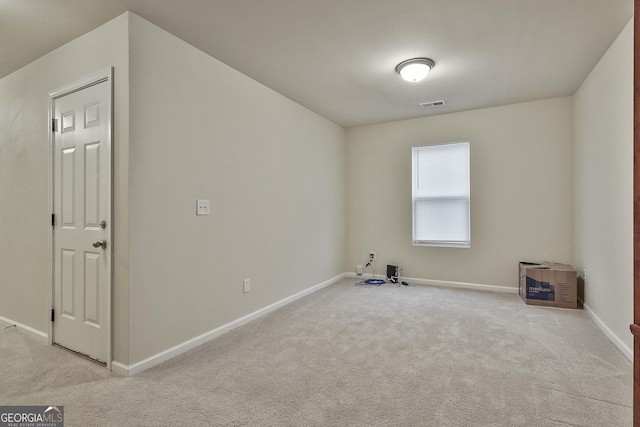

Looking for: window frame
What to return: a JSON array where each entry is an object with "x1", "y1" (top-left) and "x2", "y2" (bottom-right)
[{"x1": 411, "y1": 141, "x2": 471, "y2": 248}]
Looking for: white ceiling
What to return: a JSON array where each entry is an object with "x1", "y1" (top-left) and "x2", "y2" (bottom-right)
[{"x1": 0, "y1": 0, "x2": 633, "y2": 128}]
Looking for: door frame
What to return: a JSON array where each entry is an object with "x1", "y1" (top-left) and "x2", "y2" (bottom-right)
[
  {"x1": 47, "y1": 67, "x2": 114, "y2": 370},
  {"x1": 634, "y1": 1, "x2": 639, "y2": 425}
]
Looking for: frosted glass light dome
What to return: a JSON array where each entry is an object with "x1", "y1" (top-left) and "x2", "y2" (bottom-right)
[{"x1": 396, "y1": 58, "x2": 435, "y2": 82}]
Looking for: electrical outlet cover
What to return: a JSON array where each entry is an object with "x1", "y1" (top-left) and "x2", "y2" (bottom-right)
[{"x1": 196, "y1": 199, "x2": 210, "y2": 215}]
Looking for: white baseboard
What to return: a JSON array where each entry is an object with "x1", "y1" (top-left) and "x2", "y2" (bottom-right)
[
  {"x1": 117, "y1": 273, "x2": 347, "y2": 376},
  {"x1": 346, "y1": 273, "x2": 518, "y2": 294},
  {"x1": 582, "y1": 302, "x2": 632, "y2": 362},
  {"x1": 110, "y1": 361, "x2": 129, "y2": 377},
  {"x1": 0, "y1": 315, "x2": 48, "y2": 344}
]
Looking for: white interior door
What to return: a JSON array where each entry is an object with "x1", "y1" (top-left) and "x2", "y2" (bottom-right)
[{"x1": 52, "y1": 71, "x2": 112, "y2": 364}]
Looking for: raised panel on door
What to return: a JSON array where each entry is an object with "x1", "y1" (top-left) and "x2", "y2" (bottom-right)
[
  {"x1": 84, "y1": 102, "x2": 100, "y2": 128},
  {"x1": 84, "y1": 141, "x2": 100, "y2": 229},
  {"x1": 61, "y1": 148, "x2": 75, "y2": 228},
  {"x1": 83, "y1": 251, "x2": 100, "y2": 327},
  {"x1": 61, "y1": 249, "x2": 75, "y2": 320}
]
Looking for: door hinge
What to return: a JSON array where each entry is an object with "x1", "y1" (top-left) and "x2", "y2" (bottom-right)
[
  {"x1": 51, "y1": 118, "x2": 57, "y2": 132},
  {"x1": 51, "y1": 309, "x2": 55, "y2": 322},
  {"x1": 51, "y1": 213, "x2": 55, "y2": 227}
]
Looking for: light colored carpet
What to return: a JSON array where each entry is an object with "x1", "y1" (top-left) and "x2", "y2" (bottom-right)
[{"x1": 0, "y1": 278, "x2": 632, "y2": 426}]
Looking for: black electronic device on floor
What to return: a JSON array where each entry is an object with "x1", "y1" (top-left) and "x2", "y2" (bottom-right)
[{"x1": 387, "y1": 264, "x2": 399, "y2": 284}]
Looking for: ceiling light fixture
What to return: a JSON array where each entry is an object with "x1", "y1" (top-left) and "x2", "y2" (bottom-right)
[{"x1": 396, "y1": 58, "x2": 435, "y2": 82}]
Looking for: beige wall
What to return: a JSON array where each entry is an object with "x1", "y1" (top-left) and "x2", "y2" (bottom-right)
[
  {"x1": 127, "y1": 15, "x2": 347, "y2": 364},
  {"x1": 0, "y1": 14, "x2": 130, "y2": 364},
  {"x1": 346, "y1": 97, "x2": 574, "y2": 288},
  {"x1": 574, "y1": 19, "x2": 633, "y2": 352}
]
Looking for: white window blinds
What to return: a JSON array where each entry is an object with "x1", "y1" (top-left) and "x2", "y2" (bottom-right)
[{"x1": 412, "y1": 142, "x2": 470, "y2": 247}]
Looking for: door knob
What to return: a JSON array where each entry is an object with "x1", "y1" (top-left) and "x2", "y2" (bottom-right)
[{"x1": 92, "y1": 240, "x2": 107, "y2": 249}]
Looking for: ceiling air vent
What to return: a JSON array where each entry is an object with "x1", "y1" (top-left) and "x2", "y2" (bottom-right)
[{"x1": 420, "y1": 100, "x2": 446, "y2": 108}]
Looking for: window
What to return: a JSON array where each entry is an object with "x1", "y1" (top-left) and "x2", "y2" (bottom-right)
[{"x1": 412, "y1": 142, "x2": 470, "y2": 247}]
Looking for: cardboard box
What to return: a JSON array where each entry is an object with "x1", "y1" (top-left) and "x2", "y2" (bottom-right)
[{"x1": 519, "y1": 262, "x2": 578, "y2": 309}]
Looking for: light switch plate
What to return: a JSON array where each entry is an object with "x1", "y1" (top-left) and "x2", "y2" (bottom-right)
[{"x1": 196, "y1": 199, "x2": 210, "y2": 215}]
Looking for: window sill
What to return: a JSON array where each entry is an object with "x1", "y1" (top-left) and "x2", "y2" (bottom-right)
[{"x1": 413, "y1": 242, "x2": 470, "y2": 249}]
